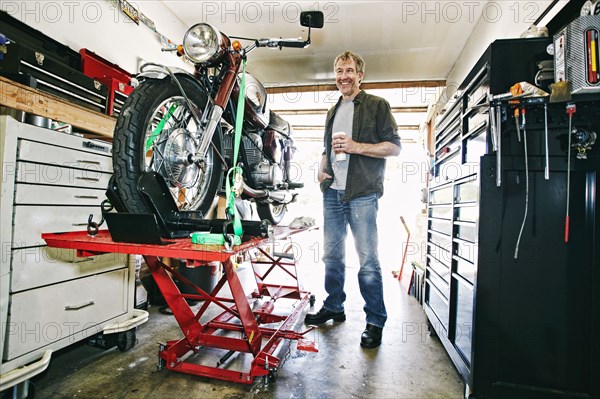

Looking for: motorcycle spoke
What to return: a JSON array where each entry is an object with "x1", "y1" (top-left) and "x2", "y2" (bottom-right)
[
  {"x1": 148, "y1": 144, "x2": 167, "y2": 172},
  {"x1": 140, "y1": 94, "x2": 215, "y2": 211}
]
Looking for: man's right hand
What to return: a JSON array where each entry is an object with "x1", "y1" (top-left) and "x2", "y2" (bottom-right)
[{"x1": 319, "y1": 170, "x2": 333, "y2": 183}]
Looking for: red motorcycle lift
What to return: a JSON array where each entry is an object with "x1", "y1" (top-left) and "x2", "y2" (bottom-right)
[{"x1": 42, "y1": 227, "x2": 317, "y2": 385}]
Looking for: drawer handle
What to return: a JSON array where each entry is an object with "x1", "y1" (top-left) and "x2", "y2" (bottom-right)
[
  {"x1": 74, "y1": 195, "x2": 100, "y2": 199},
  {"x1": 65, "y1": 301, "x2": 95, "y2": 311},
  {"x1": 76, "y1": 160, "x2": 101, "y2": 165},
  {"x1": 76, "y1": 177, "x2": 100, "y2": 182},
  {"x1": 73, "y1": 257, "x2": 95, "y2": 263}
]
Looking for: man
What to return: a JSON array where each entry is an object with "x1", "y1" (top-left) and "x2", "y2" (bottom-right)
[{"x1": 304, "y1": 51, "x2": 401, "y2": 349}]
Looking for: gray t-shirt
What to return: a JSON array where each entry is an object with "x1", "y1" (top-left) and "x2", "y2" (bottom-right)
[{"x1": 330, "y1": 99, "x2": 354, "y2": 190}]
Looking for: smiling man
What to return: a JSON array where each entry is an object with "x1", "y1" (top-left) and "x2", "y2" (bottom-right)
[{"x1": 305, "y1": 51, "x2": 401, "y2": 349}]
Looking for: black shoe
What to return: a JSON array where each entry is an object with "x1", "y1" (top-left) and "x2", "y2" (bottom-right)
[
  {"x1": 304, "y1": 307, "x2": 346, "y2": 325},
  {"x1": 360, "y1": 324, "x2": 383, "y2": 348}
]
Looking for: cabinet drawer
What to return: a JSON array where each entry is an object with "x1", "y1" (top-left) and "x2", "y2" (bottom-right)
[
  {"x1": 464, "y1": 64, "x2": 489, "y2": 109},
  {"x1": 429, "y1": 230, "x2": 452, "y2": 252},
  {"x1": 429, "y1": 184, "x2": 453, "y2": 205},
  {"x1": 427, "y1": 242, "x2": 452, "y2": 267},
  {"x1": 455, "y1": 205, "x2": 478, "y2": 223},
  {"x1": 426, "y1": 281, "x2": 449, "y2": 331},
  {"x1": 17, "y1": 139, "x2": 112, "y2": 173},
  {"x1": 453, "y1": 276, "x2": 474, "y2": 364},
  {"x1": 429, "y1": 205, "x2": 452, "y2": 220},
  {"x1": 17, "y1": 161, "x2": 112, "y2": 190},
  {"x1": 15, "y1": 183, "x2": 106, "y2": 206},
  {"x1": 466, "y1": 109, "x2": 488, "y2": 135},
  {"x1": 11, "y1": 247, "x2": 126, "y2": 292},
  {"x1": 455, "y1": 179, "x2": 479, "y2": 203},
  {"x1": 455, "y1": 241, "x2": 478, "y2": 264},
  {"x1": 427, "y1": 268, "x2": 449, "y2": 293},
  {"x1": 466, "y1": 76, "x2": 489, "y2": 109},
  {"x1": 4, "y1": 268, "x2": 128, "y2": 360},
  {"x1": 455, "y1": 255, "x2": 476, "y2": 284},
  {"x1": 464, "y1": 129, "x2": 487, "y2": 164},
  {"x1": 436, "y1": 151, "x2": 462, "y2": 181},
  {"x1": 12, "y1": 205, "x2": 103, "y2": 248},
  {"x1": 455, "y1": 221, "x2": 478, "y2": 243},
  {"x1": 435, "y1": 98, "x2": 462, "y2": 135},
  {"x1": 429, "y1": 218, "x2": 452, "y2": 236},
  {"x1": 427, "y1": 254, "x2": 451, "y2": 284}
]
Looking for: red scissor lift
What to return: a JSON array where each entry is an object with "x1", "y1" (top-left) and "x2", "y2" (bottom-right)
[{"x1": 42, "y1": 227, "x2": 317, "y2": 385}]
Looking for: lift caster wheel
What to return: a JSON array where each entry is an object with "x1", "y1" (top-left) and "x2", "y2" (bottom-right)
[
  {"x1": 309, "y1": 294, "x2": 316, "y2": 307},
  {"x1": 157, "y1": 357, "x2": 167, "y2": 371},
  {"x1": 427, "y1": 321, "x2": 438, "y2": 338},
  {"x1": 116, "y1": 329, "x2": 136, "y2": 352}
]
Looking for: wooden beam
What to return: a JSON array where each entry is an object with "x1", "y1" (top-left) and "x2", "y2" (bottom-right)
[
  {"x1": 266, "y1": 80, "x2": 446, "y2": 94},
  {"x1": 0, "y1": 76, "x2": 116, "y2": 138}
]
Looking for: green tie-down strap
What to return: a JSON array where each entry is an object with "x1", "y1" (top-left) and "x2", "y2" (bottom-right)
[
  {"x1": 225, "y1": 58, "x2": 247, "y2": 239},
  {"x1": 190, "y1": 59, "x2": 247, "y2": 247},
  {"x1": 146, "y1": 104, "x2": 176, "y2": 152},
  {"x1": 190, "y1": 231, "x2": 241, "y2": 246}
]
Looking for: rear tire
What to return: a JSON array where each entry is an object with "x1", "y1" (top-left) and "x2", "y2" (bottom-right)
[
  {"x1": 256, "y1": 202, "x2": 286, "y2": 225},
  {"x1": 112, "y1": 77, "x2": 222, "y2": 214}
]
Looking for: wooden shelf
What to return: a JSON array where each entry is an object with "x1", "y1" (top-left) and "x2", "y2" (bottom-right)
[{"x1": 0, "y1": 76, "x2": 116, "y2": 138}]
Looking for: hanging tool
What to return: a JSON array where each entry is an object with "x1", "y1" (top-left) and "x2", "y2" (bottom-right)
[
  {"x1": 514, "y1": 107, "x2": 529, "y2": 259},
  {"x1": 544, "y1": 103, "x2": 550, "y2": 180},
  {"x1": 514, "y1": 107, "x2": 522, "y2": 142},
  {"x1": 565, "y1": 103, "x2": 576, "y2": 243},
  {"x1": 496, "y1": 105, "x2": 502, "y2": 187},
  {"x1": 509, "y1": 83, "x2": 523, "y2": 143},
  {"x1": 489, "y1": 102, "x2": 498, "y2": 151}
]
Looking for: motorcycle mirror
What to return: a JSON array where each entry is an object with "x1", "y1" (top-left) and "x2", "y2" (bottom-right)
[{"x1": 300, "y1": 11, "x2": 324, "y2": 29}]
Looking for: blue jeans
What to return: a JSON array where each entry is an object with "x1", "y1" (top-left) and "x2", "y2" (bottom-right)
[{"x1": 322, "y1": 189, "x2": 387, "y2": 328}]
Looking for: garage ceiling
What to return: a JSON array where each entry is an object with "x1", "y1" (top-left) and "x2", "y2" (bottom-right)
[
  {"x1": 158, "y1": 0, "x2": 559, "y2": 135},
  {"x1": 159, "y1": 0, "x2": 556, "y2": 87}
]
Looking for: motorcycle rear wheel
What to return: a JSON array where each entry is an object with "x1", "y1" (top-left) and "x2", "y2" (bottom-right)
[
  {"x1": 256, "y1": 202, "x2": 286, "y2": 225},
  {"x1": 113, "y1": 77, "x2": 222, "y2": 215}
]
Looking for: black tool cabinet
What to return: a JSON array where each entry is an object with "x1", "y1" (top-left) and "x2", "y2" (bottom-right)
[{"x1": 426, "y1": 37, "x2": 600, "y2": 399}]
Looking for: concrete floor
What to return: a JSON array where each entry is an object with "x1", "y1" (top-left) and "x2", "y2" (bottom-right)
[{"x1": 28, "y1": 230, "x2": 464, "y2": 399}]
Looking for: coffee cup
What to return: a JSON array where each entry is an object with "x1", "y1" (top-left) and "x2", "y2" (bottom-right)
[{"x1": 332, "y1": 131, "x2": 347, "y2": 161}]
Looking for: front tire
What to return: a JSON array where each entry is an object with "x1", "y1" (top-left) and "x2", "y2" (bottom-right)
[{"x1": 113, "y1": 77, "x2": 223, "y2": 214}]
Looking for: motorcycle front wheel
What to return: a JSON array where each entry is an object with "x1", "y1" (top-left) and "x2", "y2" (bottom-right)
[{"x1": 112, "y1": 77, "x2": 222, "y2": 215}]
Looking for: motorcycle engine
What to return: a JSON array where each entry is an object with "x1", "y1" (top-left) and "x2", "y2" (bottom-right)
[
  {"x1": 223, "y1": 132, "x2": 263, "y2": 166},
  {"x1": 223, "y1": 131, "x2": 283, "y2": 187},
  {"x1": 252, "y1": 161, "x2": 283, "y2": 186}
]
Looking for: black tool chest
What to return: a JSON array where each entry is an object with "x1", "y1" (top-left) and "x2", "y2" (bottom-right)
[
  {"x1": 0, "y1": 11, "x2": 108, "y2": 114},
  {"x1": 426, "y1": 37, "x2": 600, "y2": 399}
]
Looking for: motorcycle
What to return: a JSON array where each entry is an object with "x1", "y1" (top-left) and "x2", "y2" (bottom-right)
[{"x1": 112, "y1": 11, "x2": 324, "y2": 225}]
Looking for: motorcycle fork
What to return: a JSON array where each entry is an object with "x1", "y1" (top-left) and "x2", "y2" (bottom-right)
[{"x1": 192, "y1": 52, "x2": 243, "y2": 164}]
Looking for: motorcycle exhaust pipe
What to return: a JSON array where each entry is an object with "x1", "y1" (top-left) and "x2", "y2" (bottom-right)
[{"x1": 243, "y1": 183, "x2": 294, "y2": 203}]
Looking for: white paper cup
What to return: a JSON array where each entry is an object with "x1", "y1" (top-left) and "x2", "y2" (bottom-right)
[{"x1": 332, "y1": 131, "x2": 347, "y2": 161}]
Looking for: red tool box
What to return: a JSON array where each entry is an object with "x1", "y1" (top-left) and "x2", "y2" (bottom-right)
[
  {"x1": 79, "y1": 49, "x2": 134, "y2": 116},
  {"x1": 42, "y1": 227, "x2": 317, "y2": 385}
]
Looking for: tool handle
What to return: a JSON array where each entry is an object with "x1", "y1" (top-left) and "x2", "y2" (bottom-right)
[
  {"x1": 564, "y1": 216, "x2": 570, "y2": 243},
  {"x1": 400, "y1": 216, "x2": 410, "y2": 235}
]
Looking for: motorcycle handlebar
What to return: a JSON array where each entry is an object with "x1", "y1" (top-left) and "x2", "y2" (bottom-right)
[{"x1": 255, "y1": 38, "x2": 308, "y2": 49}]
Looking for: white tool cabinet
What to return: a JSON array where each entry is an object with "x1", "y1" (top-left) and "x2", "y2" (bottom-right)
[{"x1": 0, "y1": 115, "x2": 147, "y2": 391}]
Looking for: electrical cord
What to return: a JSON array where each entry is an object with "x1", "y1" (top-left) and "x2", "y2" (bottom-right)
[{"x1": 514, "y1": 110, "x2": 529, "y2": 259}]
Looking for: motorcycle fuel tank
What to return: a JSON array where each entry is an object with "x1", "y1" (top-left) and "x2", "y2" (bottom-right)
[{"x1": 239, "y1": 72, "x2": 270, "y2": 127}]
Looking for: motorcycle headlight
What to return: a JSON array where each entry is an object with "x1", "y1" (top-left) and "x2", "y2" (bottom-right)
[{"x1": 183, "y1": 23, "x2": 223, "y2": 64}]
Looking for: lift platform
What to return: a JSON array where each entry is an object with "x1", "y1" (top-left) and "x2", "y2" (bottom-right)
[{"x1": 42, "y1": 226, "x2": 317, "y2": 385}]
